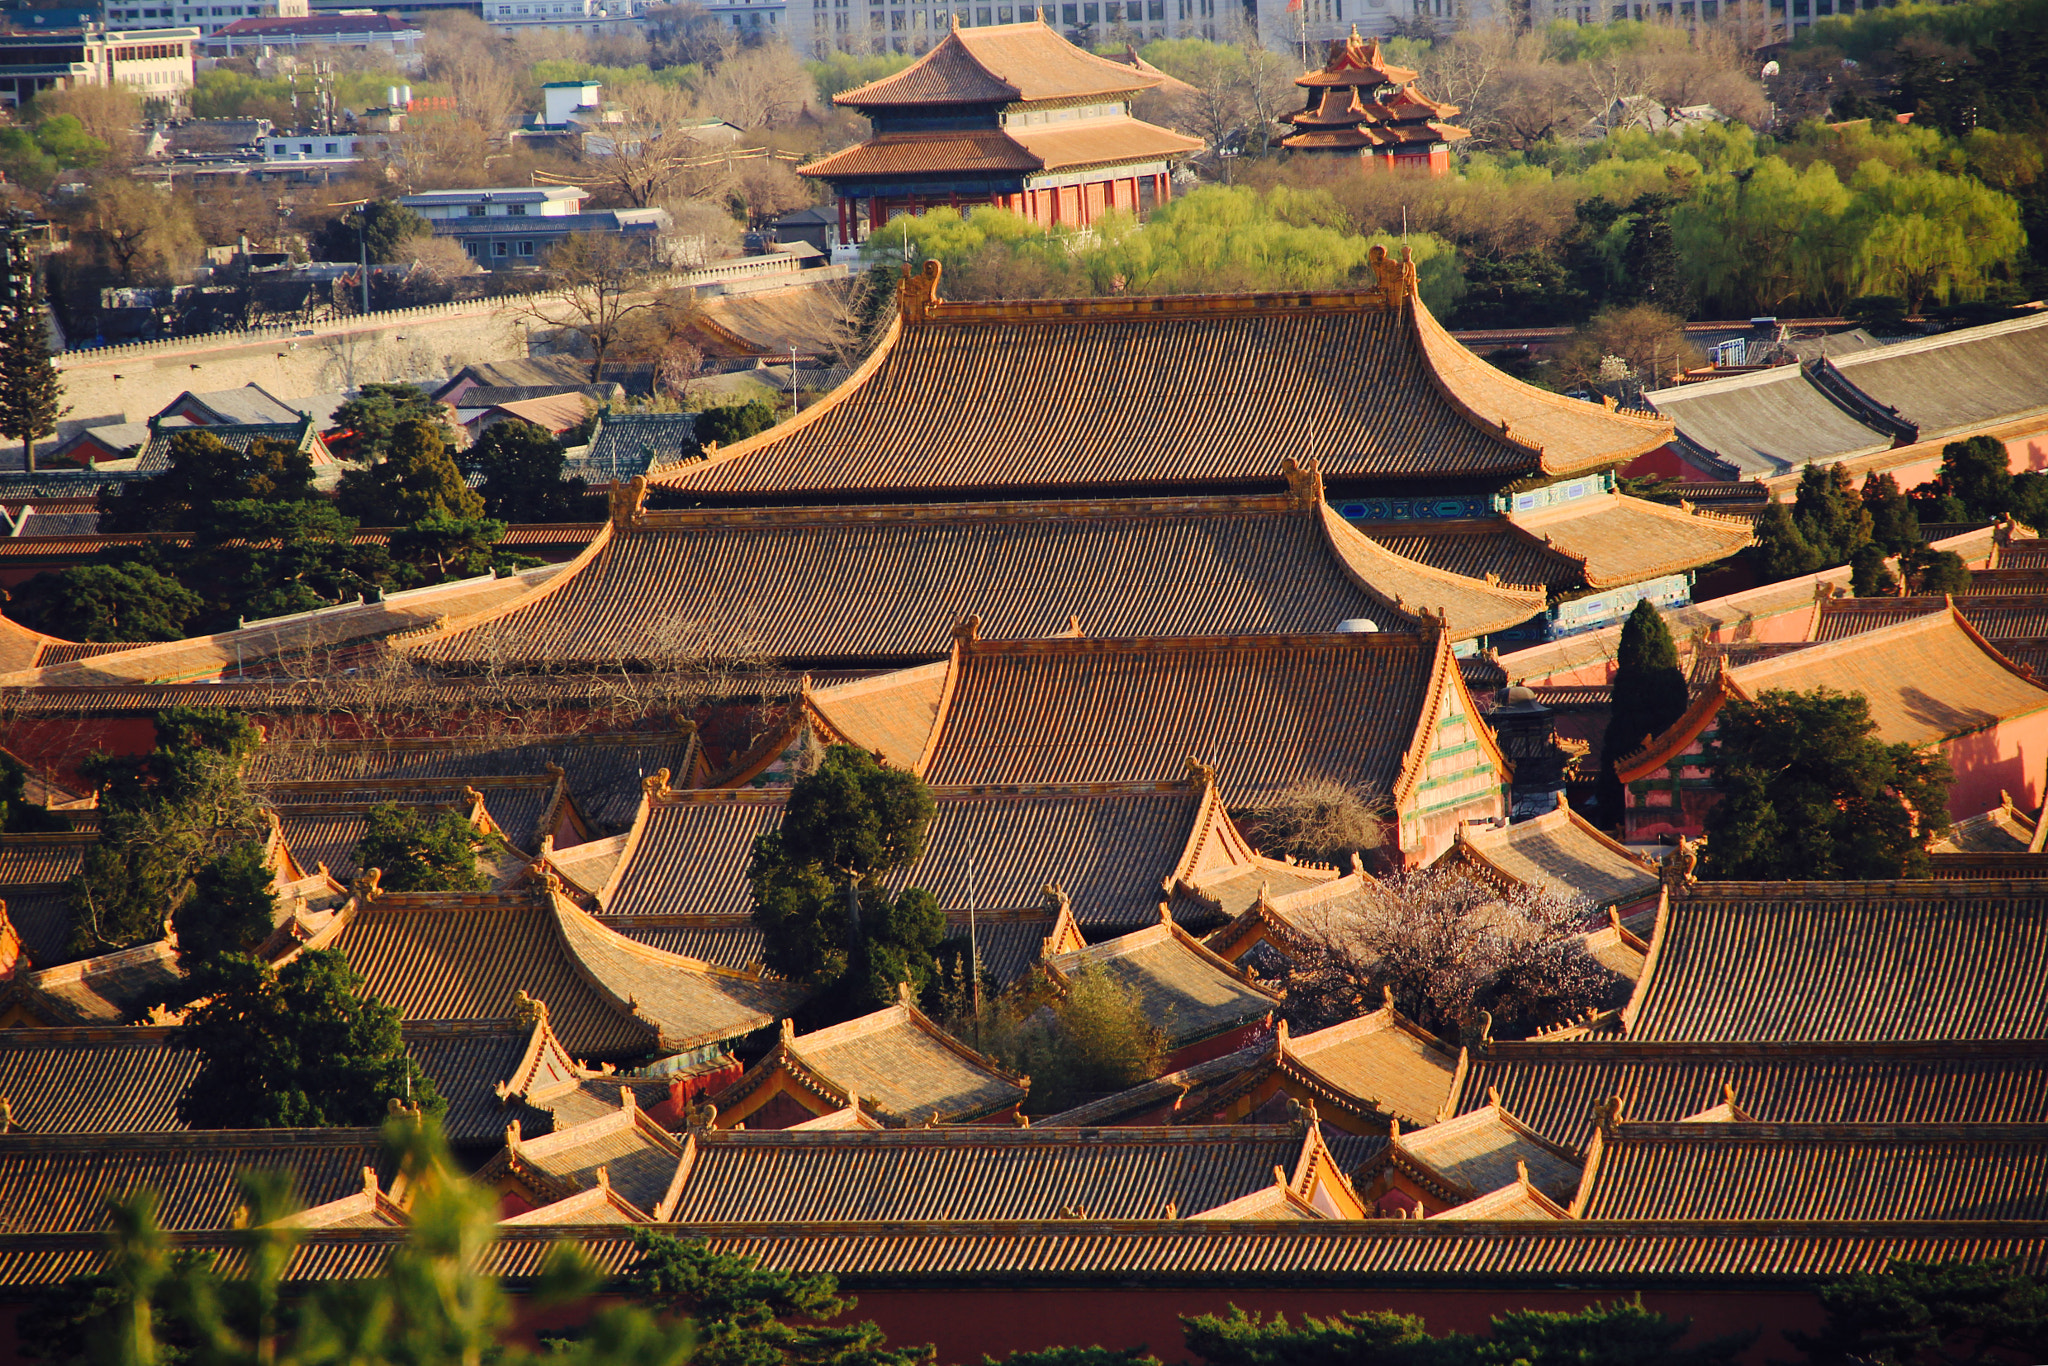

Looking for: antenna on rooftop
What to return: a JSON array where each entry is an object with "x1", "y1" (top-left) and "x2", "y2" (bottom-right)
[{"x1": 967, "y1": 857, "x2": 983, "y2": 1041}]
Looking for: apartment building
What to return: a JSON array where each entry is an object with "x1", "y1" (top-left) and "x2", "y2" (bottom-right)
[
  {"x1": 101, "y1": 0, "x2": 304, "y2": 38},
  {"x1": 0, "y1": 24, "x2": 195, "y2": 107}
]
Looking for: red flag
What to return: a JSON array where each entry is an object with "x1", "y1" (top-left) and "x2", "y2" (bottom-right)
[{"x1": 1287, "y1": 0, "x2": 1303, "y2": 11}]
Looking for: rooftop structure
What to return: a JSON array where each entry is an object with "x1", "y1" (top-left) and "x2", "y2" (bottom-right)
[
  {"x1": 713, "y1": 991, "x2": 1029, "y2": 1129},
  {"x1": 805, "y1": 623, "x2": 1504, "y2": 864},
  {"x1": 203, "y1": 12, "x2": 421, "y2": 59},
  {"x1": 0, "y1": 1021, "x2": 571, "y2": 1146},
  {"x1": 0, "y1": 1129, "x2": 386, "y2": 1233},
  {"x1": 804, "y1": 21, "x2": 1200, "y2": 248},
  {"x1": 1443, "y1": 802, "x2": 1660, "y2": 912},
  {"x1": 649, "y1": 258, "x2": 1675, "y2": 507},
  {"x1": 1576, "y1": 1121, "x2": 2048, "y2": 1221},
  {"x1": 245, "y1": 731, "x2": 700, "y2": 837},
  {"x1": 600, "y1": 776, "x2": 1264, "y2": 937},
  {"x1": 409, "y1": 485, "x2": 1558, "y2": 671},
  {"x1": 305, "y1": 885, "x2": 805, "y2": 1060},
  {"x1": 1645, "y1": 312, "x2": 2048, "y2": 480},
  {"x1": 1041, "y1": 920, "x2": 1278, "y2": 1060},
  {"x1": 1626, "y1": 881, "x2": 2048, "y2": 1044},
  {"x1": 1462, "y1": 1038, "x2": 2048, "y2": 1150},
  {"x1": 1280, "y1": 29, "x2": 1470, "y2": 174},
  {"x1": 1617, "y1": 605, "x2": 2048, "y2": 838},
  {"x1": 1355, "y1": 1101, "x2": 1582, "y2": 1217},
  {"x1": 1035, "y1": 1001, "x2": 1462, "y2": 1134},
  {"x1": 663, "y1": 1123, "x2": 1369, "y2": 1222}
]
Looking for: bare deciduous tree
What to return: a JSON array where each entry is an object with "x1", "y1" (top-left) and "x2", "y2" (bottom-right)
[
  {"x1": 513, "y1": 232, "x2": 659, "y2": 381},
  {"x1": 693, "y1": 41, "x2": 816, "y2": 130},
  {"x1": 1250, "y1": 778, "x2": 1388, "y2": 867},
  {"x1": 1281, "y1": 863, "x2": 1608, "y2": 1041}
]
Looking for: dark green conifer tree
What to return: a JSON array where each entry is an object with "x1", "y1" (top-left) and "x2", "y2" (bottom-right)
[
  {"x1": 750, "y1": 744, "x2": 945, "y2": 1020},
  {"x1": 0, "y1": 216, "x2": 63, "y2": 472},
  {"x1": 177, "y1": 948, "x2": 442, "y2": 1128},
  {"x1": 1860, "y1": 471, "x2": 1921, "y2": 553},
  {"x1": 1850, "y1": 541, "x2": 1898, "y2": 597},
  {"x1": 1597, "y1": 600, "x2": 1692, "y2": 824}
]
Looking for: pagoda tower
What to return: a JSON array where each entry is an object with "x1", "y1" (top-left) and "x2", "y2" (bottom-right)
[{"x1": 1280, "y1": 27, "x2": 1470, "y2": 174}]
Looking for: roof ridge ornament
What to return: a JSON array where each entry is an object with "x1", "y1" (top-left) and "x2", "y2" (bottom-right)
[
  {"x1": 609, "y1": 474, "x2": 648, "y2": 527},
  {"x1": 1364, "y1": 243, "x2": 1409, "y2": 306},
  {"x1": 897, "y1": 259, "x2": 943, "y2": 323},
  {"x1": 1281, "y1": 455, "x2": 1325, "y2": 509}
]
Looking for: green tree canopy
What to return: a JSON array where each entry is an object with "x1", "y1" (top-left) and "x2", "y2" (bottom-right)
[
  {"x1": 187, "y1": 499, "x2": 392, "y2": 628},
  {"x1": 750, "y1": 745, "x2": 945, "y2": 1019},
  {"x1": 388, "y1": 510, "x2": 515, "y2": 581},
  {"x1": 1922, "y1": 434, "x2": 2014, "y2": 521},
  {"x1": 98, "y1": 431, "x2": 317, "y2": 534},
  {"x1": 354, "y1": 803, "x2": 496, "y2": 894},
  {"x1": 67, "y1": 708, "x2": 265, "y2": 959},
  {"x1": 338, "y1": 418, "x2": 485, "y2": 527},
  {"x1": 4, "y1": 561, "x2": 202, "y2": 642},
  {"x1": 178, "y1": 948, "x2": 442, "y2": 1128},
  {"x1": 1597, "y1": 599, "x2": 1691, "y2": 823},
  {"x1": 695, "y1": 400, "x2": 779, "y2": 449},
  {"x1": 1861, "y1": 471, "x2": 1921, "y2": 552},
  {"x1": 1792, "y1": 1257, "x2": 2048, "y2": 1365},
  {"x1": 461, "y1": 418, "x2": 589, "y2": 523},
  {"x1": 1701, "y1": 686, "x2": 1953, "y2": 880},
  {"x1": 1178, "y1": 1299, "x2": 1751, "y2": 1366},
  {"x1": 170, "y1": 841, "x2": 279, "y2": 967},
  {"x1": 0, "y1": 219, "x2": 64, "y2": 470},
  {"x1": 311, "y1": 200, "x2": 430, "y2": 266},
  {"x1": 329, "y1": 383, "x2": 448, "y2": 464}
]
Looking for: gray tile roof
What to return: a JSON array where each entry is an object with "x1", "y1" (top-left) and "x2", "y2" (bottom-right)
[{"x1": 580, "y1": 413, "x2": 699, "y2": 484}]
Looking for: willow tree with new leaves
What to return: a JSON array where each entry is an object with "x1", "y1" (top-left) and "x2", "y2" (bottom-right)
[{"x1": 750, "y1": 745, "x2": 946, "y2": 1021}]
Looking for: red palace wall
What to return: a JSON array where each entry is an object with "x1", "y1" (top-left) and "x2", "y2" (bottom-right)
[
  {"x1": 0, "y1": 1284, "x2": 1838, "y2": 1366},
  {"x1": 500, "y1": 1283, "x2": 1829, "y2": 1366}
]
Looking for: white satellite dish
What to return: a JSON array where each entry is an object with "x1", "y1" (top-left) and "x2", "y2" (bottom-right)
[{"x1": 1761, "y1": 60, "x2": 1780, "y2": 76}]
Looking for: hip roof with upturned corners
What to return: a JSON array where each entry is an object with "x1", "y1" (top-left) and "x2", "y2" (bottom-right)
[
  {"x1": 407, "y1": 491, "x2": 1547, "y2": 672},
  {"x1": 1616, "y1": 604, "x2": 2048, "y2": 784},
  {"x1": 304, "y1": 887, "x2": 804, "y2": 1060},
  {"x1": 649, "y1": 271, "x2": 1672, "y2": 506},
  {"x1": 815, "y1": 625, "x2": 1493, "y2": 808},
  {"x1": 1460, "y1": 1039, "x2": 2048, "y2": 1152},
  {"x1": 1626, "y1": 881, "x2": 2048, "y2": 1044},
  {"x1": 1577, "y1": 1122, "x2": 2048, "y2": 1222},
  {"x1": 667, "y1": 1124, "x2": 1333, "y2": 1223},
  {"x1": 830, "y1": 20, "x2": 1161, "y2": 109},
  {"x1": 602, "y1": 782, "x2": 1219, "y2": 929}
]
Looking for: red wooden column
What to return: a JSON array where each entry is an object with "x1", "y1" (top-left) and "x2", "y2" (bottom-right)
[{"x1": 837, "y1": 196, "x2": 849, "y2": 245}]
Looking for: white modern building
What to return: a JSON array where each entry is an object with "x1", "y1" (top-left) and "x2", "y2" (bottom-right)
[
  {"x1": 485, "y1": 0, "x2": 638, "y2": 37},
  {"x1": 102, "y1": 0, "x2": 305, "y2": 38},
  {"x1": 797, "y1": 0, "x2": 1222, "y2": 59},
  {"x1": 0, "y1": 25, "x2": 197, "y2": 107}
]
